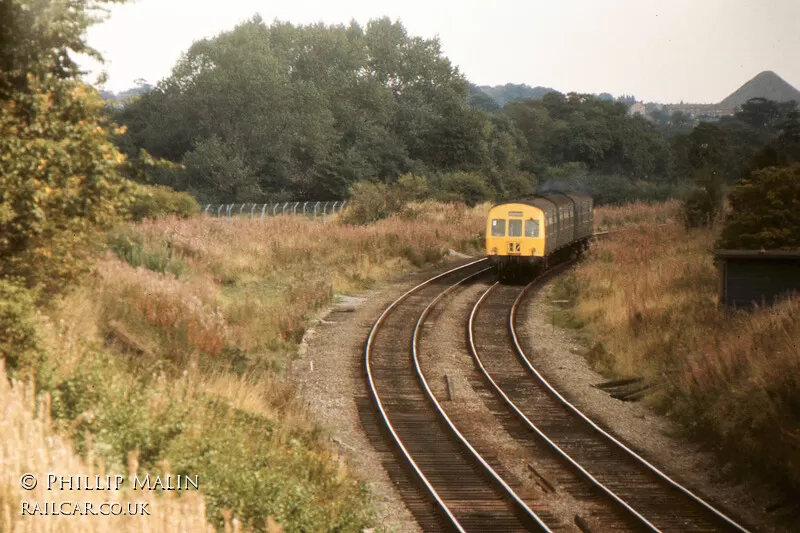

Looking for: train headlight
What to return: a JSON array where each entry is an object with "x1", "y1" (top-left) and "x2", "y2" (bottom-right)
[{"x1": 531, "y1": 248, "x2": 536, "y2": 255}]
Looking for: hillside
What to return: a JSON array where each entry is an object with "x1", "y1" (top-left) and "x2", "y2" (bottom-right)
[{"x1": 719, "y1": 70, "x2": 800, "y2": 109}]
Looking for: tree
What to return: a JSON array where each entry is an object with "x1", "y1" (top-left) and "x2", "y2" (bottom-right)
[
  {"x1": 1, "y1": 0, "x2": 132, "y2": 294},
  {"x1": 717, "y1": 164, "x2": 800, "y2": 249},
  {"x1": 115, "y1": 17, "x2": 497, "y2": 201}
]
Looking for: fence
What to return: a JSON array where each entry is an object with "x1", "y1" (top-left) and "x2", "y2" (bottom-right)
[{"x1": 202, "y1": 201, "x2": 348, "y2": 221}]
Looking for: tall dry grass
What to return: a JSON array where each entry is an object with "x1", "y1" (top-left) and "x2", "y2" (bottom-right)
[
  {"x1": 0, "y1": 361, "x2": 212, "y2": 533},
  {"x1": 570, "y1": 202, "x2": 800, "y2": 492},
  {"x1": 102, "y1": 202, "x2": 486, "y2": 367},
  {"x1": 9, "y1": 202, "x2": 486, "y2": 530},
  {"x1": 592, "y1": 200, "x2": 677, "y2": 231}
]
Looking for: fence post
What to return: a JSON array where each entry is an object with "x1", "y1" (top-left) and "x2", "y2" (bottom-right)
[
  {"x1": 204, "y1": 204, "x2": 211, "y2": 216},
  {"x1": 261, "y1": 204, "x2": 267, "y2": 219},
  {"x1": 250, "y1": 204, "x2": 256, "y2": 219},
  {"x1": 273, "y1": 203, "x2": 279, "y2": 216},
  {"x1": 293, "y1": 201, "x2": 299, "y2": 215},
  {"x1": 340, "y1": 200, "x2": 347, "y2": 213},
  {"x1": 282, "y1": 202, "x2": 289, "y2": 215},
  {"x1": 226, "y1": 204, "x2": 234, "y2": 220},
  {"x1": 217, "y1": 205, "x2": 224, "y2": 217},
  {"x1": 302, "y1": 201, "x2": 308, "y2": 216},
  {"x1": 332, "y1": 201, "x2": 339, "y2": 216},
  {"x1": 313, "y1": 201, "x2": 320, "y2": 219}
]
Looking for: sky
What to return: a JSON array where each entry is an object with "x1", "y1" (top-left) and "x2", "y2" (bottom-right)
[{"x1": 82, "y1": 0, "x2": 800, "y2": 103}]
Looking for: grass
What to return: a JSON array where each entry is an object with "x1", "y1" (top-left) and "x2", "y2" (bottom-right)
[
  {"x1": 592, "y1": 200, "x2": 677, "y2": 231},
  {"x1": 3, "y1": 201, "x2": 488, "y2": 532},
  {"x1": 0, "y1": 360, "x2": 214, "y2": 533},
  {"x1": 567, "y1": 201, "x2": 800, "y2": 495}
]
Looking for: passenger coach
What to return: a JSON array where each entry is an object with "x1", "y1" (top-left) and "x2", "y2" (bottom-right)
[{"x1": 485, "y1": 193, "x2": 594, "y2": 280}]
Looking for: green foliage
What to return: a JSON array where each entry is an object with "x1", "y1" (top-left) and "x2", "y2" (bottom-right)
[
  {"x1": 47, "y1": 351, "x2": 374, "y2": 532},
  {"x1": 432, "y1": 171, "x2": 494, "y2": 206},
  {"x1": 114, "y1": 17, "x2": 500, "y2": 202},
  {"x1": 341, "y1": 181, "x2": 392, "y2": 224},
  {"x1": 718, "y1": 164, "x2": 800, "y2": 249},
  {"x1": 0, "y1": 279, "x2": 40, "y2": 374},
  {"x1": 127, "y1": 183, "x2": 200, "y2": 221},
  {"x1": 505, "y1": 92, "x2": 672, "y2": 179},
  {"x1": 0, "y1": 0, "x2": 127, "y2": 96},
  {"x1": 107, "y1": 227, "x2": 187, "y2": 278},
  {"x1": 681, "y1": 166, "x2": 724, "y2": 229},
  {"x1": 391, "y1": 174, "x2": 429, "y2": 203},
  {"x1": 1, "y1": 1, "x2": 133, "y2": 296},
  {"x1": 0, "y1": 77, "x2": 132, "y2": 294},
  {"x1": 343, "y1": 174, "x2": 434, "y2": 224}
]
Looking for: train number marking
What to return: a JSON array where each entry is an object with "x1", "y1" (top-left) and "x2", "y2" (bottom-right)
[{"x1": 508, "y1": 242, "x2": 521, "y2": 253}]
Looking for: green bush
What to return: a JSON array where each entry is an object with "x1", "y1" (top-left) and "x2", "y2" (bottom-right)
[
  {"x1": 107, "y1": 227, "x2": 187, "y2": 278},
  {"x1": 432, "y1": 171, "x2": 494, "y2": 206},
  {"x1": 718, "y1": 163, "x2": 800, "y2": 249},
  {"x1": 127, "y1": 183, "x2": 200, "y2": 221},
  {"x1": 390, "y1": 174, "x2": 429, "y2": 204},
  {"x1": 342, "y1": 181, "x2": 391, "y2": 224},
  {"x1": 681, "y1": 166, "x2": 724, "y2": 230},
  {"x1": 0, "y1": 279, "x2": 40, "y2": 375}
]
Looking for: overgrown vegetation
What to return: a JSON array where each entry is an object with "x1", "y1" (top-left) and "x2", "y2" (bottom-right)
[
  {"x1": 563, "y1": 202, "x2": 800, "y2": 496},
  {"x1": 3, "y1": 202, "x2": 486, "y2": 531},
  {"x1": 717, "y1": 163, "x2": 800, "y2": 249},
  {"x1": 0, "y1": 360, "x2": 215, "y2": 533}
]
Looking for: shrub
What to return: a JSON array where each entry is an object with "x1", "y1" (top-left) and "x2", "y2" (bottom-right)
[
  {"x1": 0, "y1": 279, "x2": 40, "y2": 375},
  {"x1": 432, "y1": 171, "x2": 494, "y2": 206},
  {"x1": 0, "y1": 80, "x2": 130, "y2": 294},
  {"x1": 717, "y1": 163, "x2": 800, "y2": 249},
  {"x1": 390, "y1": 174, "x2": 429, "y2": 205},
  {"x1": 127, "y1": 183, "x2": 200, "y2": 221},
  {"x1": 107, "y1": 226, "x2": 187, "y2": 278},
  {"x1": 342, "y1": 181, "x2": 391, "y2": 224},
  {"x1": 680, "y1": 166, "x2": 723, "y2": 230}
]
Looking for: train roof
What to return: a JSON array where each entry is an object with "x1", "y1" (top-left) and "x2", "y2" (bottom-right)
[{"x1": 491, "y1": 193, "x2": 593, "y2": 212}]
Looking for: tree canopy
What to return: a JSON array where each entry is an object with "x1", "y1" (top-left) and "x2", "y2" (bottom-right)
[
  {"x1": 717, "y1": 164, "x2": 800, "y2": 250},
  {"x1": 1, "y1": 0, "x2": 132, "y2": 294},
  {"x1": 114, "y1": 17, "x2": 527, "y2": 203}
]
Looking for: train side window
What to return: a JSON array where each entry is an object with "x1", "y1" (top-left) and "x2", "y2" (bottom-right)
[
  {"x1": 491, "y1": 219, "x2": 506, "y2": 236},
  {"x1": 508, "y1": 219, "x2": 522, "y2": 237},
  {"x1": 525, "y1": 219, "x2": 539, "y2": 237}
]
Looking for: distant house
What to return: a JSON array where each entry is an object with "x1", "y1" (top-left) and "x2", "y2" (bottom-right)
[
  {"x1": 628, "y1": 102, "x2": 647, "y2": 117},
  {"x1": 660, "y1": 103, "x2": 735, "y2": 119}
]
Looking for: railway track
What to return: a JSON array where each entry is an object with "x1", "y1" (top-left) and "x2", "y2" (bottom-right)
[
  {"x1": 363, "y1": 258, "x2": 753, "y2": 532},
  {"x1": 365, "y1": 258, "x2": 548, "y2": 532},
  {"x1": 467, "y1": 272, "x2": 752, "y2": 533}
]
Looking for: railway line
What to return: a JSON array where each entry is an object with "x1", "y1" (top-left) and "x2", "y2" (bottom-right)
[
  {"x1": 362, "y1": 258, "x2": 754, "y2": 532},
  {"x1": 469, "y1": 273, "x2": 749, "y2": 532}
]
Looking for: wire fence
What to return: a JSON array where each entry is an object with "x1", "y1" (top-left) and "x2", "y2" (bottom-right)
[{"x1": 202, "y1": 201, "x2": 348, "y2": 221}]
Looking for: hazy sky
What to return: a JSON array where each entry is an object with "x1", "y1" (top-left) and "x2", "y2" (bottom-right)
[{"x1": 83, "y1": 0, "x2": 800, "y2": 103}]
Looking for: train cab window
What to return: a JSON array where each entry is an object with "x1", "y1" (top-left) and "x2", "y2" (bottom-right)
[
  {"x1": 525, "y1": 219, "x2": 539, "y2": 237},
  {"x1": 508, "y1": 219, "x2": 522, "y2": 237},
  {"x1": 491, "y1": 219, "x2": 506, "y2": 236}
]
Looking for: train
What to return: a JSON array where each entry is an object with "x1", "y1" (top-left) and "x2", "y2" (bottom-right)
[{"x1": 485, "y1": 193, "x2": 594, "y2": 280}]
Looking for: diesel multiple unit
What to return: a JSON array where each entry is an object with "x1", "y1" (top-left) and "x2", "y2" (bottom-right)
[{"x1": 485, "y1": 193, "x2": 594, "y2": 279}]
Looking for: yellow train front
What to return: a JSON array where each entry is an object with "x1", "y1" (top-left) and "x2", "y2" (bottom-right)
[{"x1": 485, "y1": 193, "x2": 594, "y2": 280}]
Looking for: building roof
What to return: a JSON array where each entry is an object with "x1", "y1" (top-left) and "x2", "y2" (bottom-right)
[{"x1": 713, "y1": 249, "x2": 800, "y2": 260}]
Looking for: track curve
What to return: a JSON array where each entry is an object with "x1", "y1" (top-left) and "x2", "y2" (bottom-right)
[
  {"x1": 466, "y1": 273, "x2": 752, "y2": 533},
  {"x1": 365, "y1": 259, "x2": 549, "y2": 532}
]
